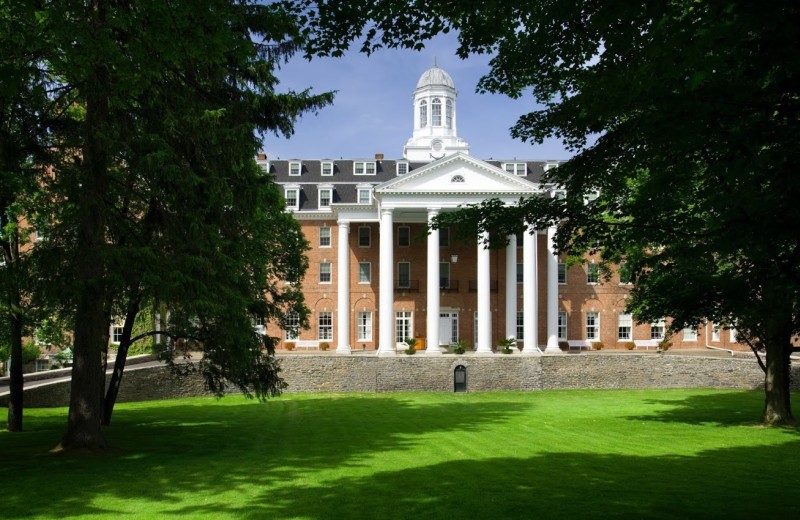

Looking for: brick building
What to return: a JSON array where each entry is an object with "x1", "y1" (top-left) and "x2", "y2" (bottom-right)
[{"x1": 261, "y1": 64, "x2": 743, "y2": 354}]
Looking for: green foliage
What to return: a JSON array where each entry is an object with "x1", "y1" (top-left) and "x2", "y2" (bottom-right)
[
  {"x1": 452, "y1": 338, "x2": 468, "y2": 354},
  {"x1": 404, "y1": 347, "x2": 416, "y2": 355},
  {"x1": 21, "y1": 339, "x2": 41, "y2": 365},
  {"x1": 592, "y1": 342, "x2": 604, "y2": 351},
  {"x1": 404, "y1": 337, "x2": 417, "y2": 349},
  {"x1": 659, "y1": 340, "x2": 672, "y2": 352}
]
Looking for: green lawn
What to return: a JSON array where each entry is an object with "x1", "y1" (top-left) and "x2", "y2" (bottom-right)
[{"x1": 2, "y1": 389, "x2": 798, "y2": 519}]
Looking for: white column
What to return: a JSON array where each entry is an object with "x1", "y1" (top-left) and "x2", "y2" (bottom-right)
[
  {"x1": 522, "y1": 225, "x2": 541, "y2": 355},
  {"x1": 377, "y1": 208, "x2": 396, "y2": 356},
  {"x1": 476, "y1": 230, "x2": 493, "y2": 354},
  {"x1": 505, "y1": 234, "x2": 517, "y2": 341},
  {"x1": 545, "y1": 225, "x2": 561, "y2": 353},
  {"x1": 426, "y1": 209, "x2": 442, "y2": 355},
  {"x1": 336, "y1": 221, "x2": 351, "y2": 354}
]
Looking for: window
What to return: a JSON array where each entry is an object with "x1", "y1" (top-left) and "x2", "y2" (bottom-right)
[
  {"x1": 516, "y1": 311, "x2": 524, "y2": 341},
  {"x1": 439, "y1": 228, "x2": 450, "y2": 247},
  {"x1": 289, "y1": 161, "x2": 301, "y2": 176},
  {"x1": 503, "y1": 162, "x2": 526, "y2": 176},
  {"x1": 618, "y1": 313, "x2": 633, "y2": 341},
  {"x1": 683, "y1": 327, "x2": 698, "y2": 341},
  {"x1": 516, "y1": 231, "x2": 523, "y2": 246},
  {"x1": 712, "y1": 323, "x2": 720, "y2": 341},
  {"x1": 253, "y1": 315, "x2": 266, "y2": 335},
  {"x1": 284, "y1": 312, "x2": 300, "y2": 341},
  {"x1": 431, "y1": 97, "x2": 441, "y2": 126},
  {"x1": 451, "y1": 175, "x2": 465, "y2": 183},
  {"x1": 284, "y1": 188, "x2": 299, "y2": 211},
  {"x1": 587, "y1": 263, "x2": 599, "y2": 284},
  {"x1": 358, "y1": 226, "x2": 370, "y2": 247},
  {"x1": 439, "y1": 262, "x2": 450, "y2": 289},
  {"x1": 398, "y1": 226, "x2": 410, "y2": 247},
  {"x1": 619, "y1": 261, "x2": 632, "y2": 284},
  {"x1": 474, "y1": 311, "x2": 479, "y2": 346},
  {"x1": 318, "y1": 187, "x2": 332, "y2": 209},
  {"x1": 319, "y1": 262, "x2": 332, "y2": 283},
  {"x1": 516, "y1": 263, "x2": 524, "y2": 284},
  {"x1": 396, "y1": 311, "x2": 413, "y2": 344},
  {"x1": 552, "y1": 189, "x2": 567, "y2": 200},
  {"x1": 318, "y1": 312, "x2": 333, "y2": 341},
  {"x1": 354, "y1": 161, "x2": 376, "y2": 175},
  {"x1": 558, "y1": 312, "x2": 567, "y2": 341},
  {"x1": 396, "y1": 162, "x2": 408, "y2": 175},
  {"x1": 321, "y1": 161, "x2": 333, "y2": 176},
  {"x1": 357, "y1": 188, "x2": 371, "y2": 204},
  {"x1": 544, "y1": 162, "x2": 559, "y2": 172},
  {"x1": 586, "y1": 312, "x2": 599, "y2": 341},
  {"x1": 357, "y1": 312, "x2": 372, "y2": 341},
  {"x1": 585, "y1": 190, "x2": 600, "y2": 203},
  {"x1": 319, "y1": 226, "x2": 331, "y2": 247},
  {"x1": 258, "y1": 161, "x2": 269, "y2": 174},
  {"x1": 558, "y1": 262, "x2": 567, "y2": 284},
  {"x1": 730, "y1": 327, "x2": 738, "y2": 343},
  {"x1": 650, "y1": 318, "x2": 665, "y2": 340},
  {"x1": 358, "y1": 262, "x2": 371, "y2": 283},
  {"x1": 419, "y1": 100, "x2": 427, "y2": 127},
  {"x1": 111, "y1": 324, "x2": 124, "y2": 344},
  {"x1": 398, "y1": 262, "x2": 411, "y2": 289},
  {"x1": 446, "y1": 99, "x2": 453, "y2": 128}
]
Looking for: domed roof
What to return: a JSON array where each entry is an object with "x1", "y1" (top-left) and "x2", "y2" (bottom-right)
[{"x1": 416, "y1": 65, "x2": 455, "y2": 89}]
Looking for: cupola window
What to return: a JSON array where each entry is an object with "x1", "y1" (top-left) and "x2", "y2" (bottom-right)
[
  {"x1": 419, "y1": 100, "x2": 427, "y2": 128},
  {"x1": 431, "y1": 98, "x2": 442, "y2": 126},
  {"x1": 446, "y1": 99, "x2": 453, "y2": 128}
]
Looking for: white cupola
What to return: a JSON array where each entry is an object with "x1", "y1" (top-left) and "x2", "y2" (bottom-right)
[{"x1": 403, "y1": 61, "x2": 470, "y2": 162}]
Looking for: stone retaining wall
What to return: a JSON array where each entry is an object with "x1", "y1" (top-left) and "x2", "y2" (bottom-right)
[{"x1": 3, "y1": 353, "x2": 791, "y2": 408}]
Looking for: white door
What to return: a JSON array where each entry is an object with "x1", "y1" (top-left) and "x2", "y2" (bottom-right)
[{"x1": 439, "y1": 312, "x2": 458, "y2": 346}]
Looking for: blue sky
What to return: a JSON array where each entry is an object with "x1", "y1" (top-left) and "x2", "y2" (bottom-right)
[{"x1": 261, "y1": 33, "x2": 573, "y2": 161}]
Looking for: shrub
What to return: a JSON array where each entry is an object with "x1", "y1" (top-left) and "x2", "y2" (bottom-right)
[
  {"x1": 501, "y1": 347, "x2": 513, "y2": 354},
  {"x1": 404, "y1": 338, "x2": 417, "y2": 349},
  {"x1": 497, "y1": 337, "x2": 516, "y2": 350},
  {"x1": 558, "y1": 341, "x2": 569, "y2": 350},
  {"x1": 319, "y1": 342, "x2": 330, "y2": 351},
  {"x1": 404, "y1": 348, "x2": 416, "y2": 355},
  {"x1": 22, "y1": 339, "x2": 41, "y2": 364},
  {"x1": 623, "y1": 342, "x2": 636, "y2": 350},
  {"x1": 659, "y1": 340, "x2": 672, "y2": 351},
  {"x1": 592, "y1": 341, "x2": 605, "y2": 350},
  {"x1": 452, "y1": 339, "x2": 468, "y2": 354},
  {"x1": 284, "y1": 342, "x2": 295, "y2": 351}
]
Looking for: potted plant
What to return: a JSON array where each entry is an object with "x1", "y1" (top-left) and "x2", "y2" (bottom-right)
[
  {"x1": 592, "y1": 341, "x2": 605, "y2": 350},
  {"x1": 319, "y1": 342, "x2": 330, "y2": 351},
  {"x1": 498, "y1": 337, "x2": 516, "y2": 354},
  {"x1": 657, "y1": 340, "x2": 672, "y2": 352},
  {"x1": 452, "y1": 339, "x2": 468, "y2": 355},
  {"x1": 284, "y1": 342, "x2": 295, "y2": 351},
  {"x1": 623, "y1": 341, "x2": 636, "y2": 350}
]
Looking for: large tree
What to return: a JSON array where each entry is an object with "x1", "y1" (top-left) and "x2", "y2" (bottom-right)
[
  {"x1": 294, "y1": 0, "x2": 800, "y2": 425},
  {"x1": 7, "y1": 0, "x2": 328, "y2": 449}
]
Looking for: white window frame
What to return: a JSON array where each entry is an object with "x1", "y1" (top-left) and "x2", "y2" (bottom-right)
[
  {"x1": 258, "y1": 160, "x2": 270, "y2": 174},
  {"x1": 419, "y1": 100, "x2": 427, "y2": 128},
  {"x1": 357, "y1": 312, "x2": 372, "y2": 341},
  {"x1": 618, "y1": 313, "x2": 633, "y2": 341},
  {"x1": 358, "y1": 262, "x2": 371, "y2": 284},
  {"x1": 318, "y1": 311, "x2": 333, "y2": 341},
  {"x1": 587, "y1": 263, "x2": 600, "y2": 284},
  {"x1": 358, "y1": 226, "x2": 371, "y2": 247},
  {"x1": 397, "y1": 262, "x2": 411, "y2": 289},
  {"x1": 319, "y1": 226, "x2": 331, "y2": 248},
  {"x1": 253, "y1": 315, "x2": 266, "y2": 336},
  {"x1": 516, "y1": 311, "x2": 524, "y2": 341},
  {"x1": 396, "y1": 161, "x2": 408, "y2": 175},
  {"x1": 503, "y1": 162, "x2": 527, "y2": 176},
  {"x1": 683, "y1": 327, "x2": 698, "y2": 341},
  {"x1": 395, "y1": 311, "x2": 413, "y2": 344},
  {"x1": 321, "y1": 161, "x2": 333, "y2": 176},
  {"x1": 586, "y1": 312, "x2": 599, "y2": 341},
  {"x1": 397, "y1": 226, "x2": 411, "y2": 247},
  {"x1": 319, "y1": 262, "x2": 332, "y2": 284},
  {"x1": 289, "y1": 161, "x2": 302, "y2": 176},
  {"x1": 558, "y1": 312, "x2": 567, "y2": 341},
  {"x1": 284, "y1": 187, "x2": 299, "y2": 211},
  {"x1": 431, "y1": 97, "x2": 442, "y2": 126},
  {"x1": 712, "y1": 323, "x2": 720, "y2": 341},
  {"x1": 284, "y1": 312, "x2": 300, "y2": 341},
  {"x1": 650, "y1": 318, "x2": 666, "y2": 340},
  {"x1": 111, "y1": 323, "x2": 124, "y2": 344},
  {"x1": 445, "y1": 99, "x2": 453, "y2": 128},
  {"x1": 730, "y1": 327, "x2": 738, "y2": 343},
  {"x1": 318, "y1": 187, "x2": 332, "y2": 209},
  {"x1": 354, "y1": 161, "x2": 376, "y2": 175},
  {"x1": 357, "y1": 188, "x2": 372, "y2": 204}
]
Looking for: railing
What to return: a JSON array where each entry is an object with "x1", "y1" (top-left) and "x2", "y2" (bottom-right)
[
  {"x1": 440, "y1": 279, "x2": 459, "y2": 292},
  {"x1": 395, "y1": 279, "x2": 420, "y2": 292},
  {"x1": 468, "y1": 280, "x2": 499, "y2": 292}
]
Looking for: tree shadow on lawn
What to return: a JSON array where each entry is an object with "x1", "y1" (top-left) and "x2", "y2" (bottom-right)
[
  {"x1": 174, "y1": 441, "x2": 800, "y2": 520},
  {"x1": 623, "y1": 389, "x2": 800, "y2": 429},
  {"x1": 1, "y1": 394, "x2": 534, "y2": 518}
]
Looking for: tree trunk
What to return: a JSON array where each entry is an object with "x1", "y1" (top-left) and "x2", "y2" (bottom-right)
[
  {"x1": 761, "y1": 338, "x2": 795, "y2": 426},
  {"x1": 103, "y1": 297, "x2": 140, "y2": 426},
  {"x1": 7, "y1": 311, "x2": 24, "y2": 432}
]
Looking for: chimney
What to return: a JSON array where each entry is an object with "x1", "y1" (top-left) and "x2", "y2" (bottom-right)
[
  {"x1": 257, "y1": 153, "x2": 267, "y2": 160},
  {"x1": 375, "y1": 153, "x2": 384, "y2": 161}
]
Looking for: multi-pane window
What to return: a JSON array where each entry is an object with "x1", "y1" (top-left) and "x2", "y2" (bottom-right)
[
  {"x1": 289, "y1": 161, "x2": 301, "y2": 176},
  {"x1": 354, "y1": 161, "x2": 376, "y2": 175},
  {"x1": 558, "y1": 262, "x2": 567, "y2": 284},
  {"x1": 398, "y1": 262, "x2": 411, "y2": 289},
  {"x1": 650, "y1": 318, "x2": 666, "y2": 340},
  {"x1": 517, "y1": 263, "x2": 524, "y2": 284},
  {"x1": 395, "y1": 311, "x2": 413, "y2": 344},
  {"x1": 585, "y1": 190, "x2": 600, "y2": 203},
  {"x1": 318, "y1": 188, "x2": 332, "y2": 209},
  {"x1": 558, "y1": 312, "x2": 567, "y2": 341},
  {"x1": 587, "y1": 263, "x2": 599, "y2": 284},
  {"x1": 712, "y1": 323, "x2": 720, "y2": 341},
  {"x1": 358, "y1": 188, "x2": 371, "y2": 204},
  {"x1": 319, "y1": 262, "x2": 332, "y2": 283},
  {"x1": 618, "y1": 313, "x2": 633, "y2": 340},
  {"x1": 111, "y1": 324, "x2": 124, "y2": 344},
  {"x1": 357, "y1": 312, "x2": 372, "y2": 341},
  {"x1": 318, "y1": 312, "x2": 333, "y2": 341},
  {"x1": 284, "y1": 312, "x2": 300, "y2": 341},
  {"x1": 258, "y1": 161, "x2": 269, "y2": 174},
  {"x1": 619, "y1": 261, "x2": 632, "y2": 284},
  {"x1": 321, "y1": 161, "x2": 333, "y2": 176},
  {"x1": 683, "y1": 327, "x2": 698, "y2": 341},
  {"x1": 586, "y1": 312, "x2": 599, "y2": 341},
  {"x1": 439, "y1": 228, "x2": 450, "y2": 247},
  {"x1": 439, "y1": 262, "x2": 450, "y2": 289},
  {"x1": 419, "y1": 100, "x2": 427, "y2": 127},
  {"x1": 516, "y1": 311, "x2": 524, "y2": 341},
  {"x1": 552, "y1": 189, "x2": 567, "y2": 200},
  {"x1": 396, "y1": 162, "x2": 408, "y2": 175},
  {"x1": 284, "y1": 188, "x2": 299, "y2": 211},
  {"x1": 253, "y1": 315, "x2": 265, "y2": 335},
  {"x1": 445, "y1": 99, "x2": 453, "y2": 128},
  {"x1": 503, "y1": 162, "x2": 526, "y2": 176},
  {"x1": 319, "y1": 226, "x2": 331, "y2": 247},
  {"x1": 398, "y1": 226, "x2": 410, "y2": 247},
  {"x1": 358, "y1": 226, "x2": 370, "y2": 247},
  {"x1": 431, "y1": 98, "x2": 442, "y2": 126},
  {"x1": 358, "y1": 262, "x2": 371, "y2": 283},
  {"x1": 730, "y1": 328, "x2": 738, "y2": 343}
]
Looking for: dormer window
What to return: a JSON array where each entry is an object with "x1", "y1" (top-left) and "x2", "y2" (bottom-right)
[
  {"x1": 552, "y1": 189, "x2": 566, "y2": 200},
  {"x1": 284, "y1": 187, "x2": 300, "y2": 211},
  {"x1": 544, "y1": 162, "x2": 559, "y2": 172},
  {"x1": 431, "y1": 98, "x2": 442, "y2": 126},
  {"x1": 419, "y1": 100, "x2": 427, "y2": 127},
  {"x1": 503, "y1": 162, "x2": 527, "y2": 176},
  {"x1": 354, "y1": 161, "x2": 376, "y2": 175},
  {"x1": 258, "y1": 161, "x2": 270, "y2": 174},
  {"x1": 289, "y1": 161, "x2": 301, "y2": 176},
  {"x1": 321, "y1": 161, "x2": 333, "y2": 176},
  {"x1": 318, "y1": 186, "x2": 333, "y2": 209},
  {"x1": 357, "y1": 188, "x2": 372, "y2": 204},
  {"x1": 396, "y1": 161, "x2": 408, "y2": 175}
]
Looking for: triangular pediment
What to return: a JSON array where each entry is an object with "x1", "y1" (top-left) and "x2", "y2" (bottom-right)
[{"x1": 376, "y1": 153, "x2": 538, "y2": 196}]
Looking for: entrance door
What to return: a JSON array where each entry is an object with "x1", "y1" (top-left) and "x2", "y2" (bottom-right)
[{"x1": 439, "y1": 312, "x2": 458, "y2": 346}]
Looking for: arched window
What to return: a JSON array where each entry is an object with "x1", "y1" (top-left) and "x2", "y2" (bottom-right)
[
  {"x1": 446, "y1": 99, "x2": 453, "y2": 128},
  {"x1": 451, "y1": 175, "x2": 465, "y2": 183},
  {"x1": 419, "y1": 100, "x2": 427, "y2": 127},
  {"x1": 431, "y1": 98, "x2": 442, "y2": 126}
]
